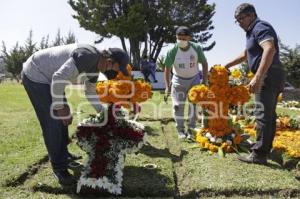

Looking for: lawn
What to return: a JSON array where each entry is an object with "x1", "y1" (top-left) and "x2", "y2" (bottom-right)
[{"x1": 0, "y1": 81, "x2": 299, "y2": 198}]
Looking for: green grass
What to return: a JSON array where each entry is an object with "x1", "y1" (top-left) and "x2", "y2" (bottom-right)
[{"x1": 0, "y1": 82, "x2": 299, "y2": 198}]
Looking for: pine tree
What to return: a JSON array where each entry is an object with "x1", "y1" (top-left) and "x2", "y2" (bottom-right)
[
  {"x1": 1, "y1": 42, "x2": 26, "y2": 82},
  {"x1": 52, "y1": 29, "x2": 63, "y2": 46}
]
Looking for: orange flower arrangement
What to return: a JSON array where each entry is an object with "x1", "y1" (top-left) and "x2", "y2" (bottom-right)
[
  {"x1": 96, "y1": 64, "x2": 152, "y2": 108},
  {"x1": 189, "y1": 65, "x2": 250, "y2": 154}
]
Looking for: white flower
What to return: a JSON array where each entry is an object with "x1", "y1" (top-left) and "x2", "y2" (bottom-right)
[
  {"x1": 205, "y1": 132, "x2": 212, "y2": 139},
  {"x1": 226, "y1": 140, "x2": 232, "y2": 145},
  {"x1": 210, "y1": 137, "x2": 216, "y2": 143},
  {"x1": 216, "y1": 138, "x2": 222, "y2": 144},
  {"x1": 231, "y1": 133, "x2": 236, "y2": 138}
]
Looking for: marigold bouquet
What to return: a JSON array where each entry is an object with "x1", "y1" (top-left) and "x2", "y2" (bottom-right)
[{"x1": 188, "y1": 65, "x2": 250, "y2": 155}]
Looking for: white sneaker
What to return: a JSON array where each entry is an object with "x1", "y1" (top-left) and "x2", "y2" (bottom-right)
[{"x1": 178, "y1": 132, "x2": 186, "y2": 139}]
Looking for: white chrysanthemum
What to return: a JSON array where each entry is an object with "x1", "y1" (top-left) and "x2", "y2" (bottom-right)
[
  {"x1": 226, "y1": 140, "x2": 232, "y2": 145},
  {"x1": 216, "y1": 138, "x2": 222, "y2": 144},
  {"x1": 205, "y1": 132, "x2": 212, "y2": 139},
  {"x1": 210, "y1": 137, "x2": 216, "y2": 143}
]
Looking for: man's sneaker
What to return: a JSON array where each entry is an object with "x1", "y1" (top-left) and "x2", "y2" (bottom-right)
[
  {"x1": 178, "y1": 132, "x2": 186, "y2": 139},
  {"x1": 237, "y1": 152, "x2": 267, "y2": 165},
  {"x1": 53, "y1": 169, "x2": 77, "y2": 186}
]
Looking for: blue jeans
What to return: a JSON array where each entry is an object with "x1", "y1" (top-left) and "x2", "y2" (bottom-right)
[{"x1": 22, "y1": 73, "x2": 69, "y2": 171}]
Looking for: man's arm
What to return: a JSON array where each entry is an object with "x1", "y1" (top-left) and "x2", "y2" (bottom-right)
[
  {"x1": 84, "y1": 80, "x2": 104, "y2": 112},
  {"x1": 164, "y1": 66, "x2": 171, "y2": 94},
  {"x1": 224, "y1": 50, "x2": 247, "y2": 69},
  {"x1": 51, "y1": 58, "x2": 78, "y2": 125},
  {"x1": 247, "y1": 40, "x2": 276, "y2": 93}
]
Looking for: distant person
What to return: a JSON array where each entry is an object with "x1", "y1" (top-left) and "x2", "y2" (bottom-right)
[
  {"x1": 224, "y1": 3, "x2": 285, "y2": 165},
  {"x1": 149, "y1": 58, "x2": 158, "y2": 83},
  {"x1": 164, "y1": 26, "x2": 208, "y2": 139},
  {"x1": 21, "y1": 44, "x2": 129, "y2": 186},
  {"x1": 140, "y1": 55, "x2": 151, "y2": 82}
]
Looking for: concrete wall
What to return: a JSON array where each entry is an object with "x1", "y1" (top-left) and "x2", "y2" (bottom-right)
[
  {"x1": 131, "y1": 71, "x2": 165, "y2": 90},
  {"x1": 98, "y1": 71, "x2": 166, "y2": 90}
]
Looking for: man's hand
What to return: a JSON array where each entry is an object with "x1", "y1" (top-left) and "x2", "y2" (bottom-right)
[
  {"x1": 164, "y1": 86, "x2": 171, "y2": 104},
  {"x1": 165, "y1": 86, "x2": 171, "y2": 96},
  {"x1": 55, "y1": 105, "x2": 73, "y2": 126},
  {"x1": 247, "y1": 76, "x2": 263, "y2": 93}
]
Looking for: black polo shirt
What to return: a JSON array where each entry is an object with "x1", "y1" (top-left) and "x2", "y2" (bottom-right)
[{"x1": 246, "y1": 18, "x2": 281, "y2": 73}]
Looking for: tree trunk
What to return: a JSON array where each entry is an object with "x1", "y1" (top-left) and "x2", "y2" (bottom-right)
[
  {"x1": 120, "y1": 37, "x2": 127, "y2": 53},
  {"x1": 129, "y1": 39, "x2": 140, "y2": 70},
  {"x1": 154, "y1": 39, "x2": 164, "y2": 61}
]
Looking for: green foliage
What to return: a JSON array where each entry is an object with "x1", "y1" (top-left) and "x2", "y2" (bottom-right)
[
  {"x1": 68, "y1": 0, "x2": 216, "y2": 66},
  {"x1": 39, "y1": 35, "x2": 50, "y2": 49},
  {"x1": 24, "y1": 30, "x2": 37, "y2": 58},
  {"x1": 1, "y1": 42, "x2": 26, "y2": 82},
  {"x1": 64, "y1": 31, "x2": 77, "y2": 44},
  {"x1": 280, "y1": 41, "x2": 300, "y2": 88},
  {"x1": 52, "y1": 29, "x2": 63, "y2": 46},
  {"x1": 1, "y1": 30, "x2": 77, "y2": 82}
]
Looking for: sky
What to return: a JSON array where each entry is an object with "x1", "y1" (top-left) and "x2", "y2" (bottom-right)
[{"x1": 0, "y1": 0, "x2": 300, "y2": 66}]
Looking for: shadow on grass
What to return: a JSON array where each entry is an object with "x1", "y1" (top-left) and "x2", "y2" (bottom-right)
[
  {"x1": 32, "y1": 166, "x2": 174, "y2": 198},
  {"x1": 140, "y1": 144, "x2": 188, "y2": 162},
  {"x1": 177, "y1": 188, "x2": 300, "y2": 198},
  {"x1": 143, "y1": 125, "x2": 159, "y2": 137},
  {"x1": 122, "y1": 166, "x2": 174, "y2": 197},
  {"x1": 32, "y1": 184, "x2": 76, "y2": 195},
  {"x1": 5, "y1": 155, "x2": 49, "y2": 187}
]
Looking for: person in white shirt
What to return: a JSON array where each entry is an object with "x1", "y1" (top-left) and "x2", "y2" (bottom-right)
[{"x1": 164, "y1": 26, "x2": 208, "y2": 139}]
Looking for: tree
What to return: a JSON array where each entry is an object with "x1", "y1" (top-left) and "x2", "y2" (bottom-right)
[
  {"x1": 1, "y1": 42, "x2": 26, "y2": 82},
  {"x1": 68, "y1": 0, "x2": 215, "y2": 68},
  {"x1": 64, "y1": 31, "x2": 77, "y2": 44},
  {"x1": 24, "y1": 30, "x2": 37, "y2": 58},
  {"x1": 52, "y1": 29, "x2": 64, "y2": 46},
  {"x1": 40, "y1": 35, "x2": 50, "y2": 49},
  {"x1": 280, "y1": 42, "x2": 300, "y2": 87}
]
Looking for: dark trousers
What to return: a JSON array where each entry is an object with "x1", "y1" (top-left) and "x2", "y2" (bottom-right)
[
  {"x1": 141, "y1": 68, "x2": 151, "y2": 82},
  {"x1": 22, "y1": 74, "x2": 69, "y2": 171},
  {"x1": 149, "y1": 69, "x2": 157, "y2": 81},
  {"x1": 252, "y1": 66, "x2": 285, "y2": 156}
]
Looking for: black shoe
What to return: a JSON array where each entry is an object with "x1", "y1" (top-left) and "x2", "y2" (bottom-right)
[
  {"x1": 68, "y1": 152, "x2": 82, "y2": 161},
  {"x1": 237, "y1": 152, "x2": 267, "y2": 165},
  {"x1": 154, "y1": 80, "x2": 158, "y2": 83},
  {"x1": 53, "y1": 169, "x2": 77, "y2": 186}
]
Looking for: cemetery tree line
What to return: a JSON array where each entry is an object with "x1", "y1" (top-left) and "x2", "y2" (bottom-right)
[{"x1": 0, "y1": 30, "x2": 76, "y2": 82}]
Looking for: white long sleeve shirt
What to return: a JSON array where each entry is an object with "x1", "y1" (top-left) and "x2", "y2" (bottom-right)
[{"x1": 22, "y1": 44, "x2": 103, "y2": 112}]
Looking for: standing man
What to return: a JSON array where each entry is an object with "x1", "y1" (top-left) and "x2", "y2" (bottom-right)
[
  {"x1": 149, "y1": 58, "x2": 158, "y2": 83},
  {"x1": 224, "y1": 3, "x2": 285, "y2": 164},
  {"x1": 140, "y1": 55, "x2": 151, "y2": 82},
  {"x1": 164, "y1": 26, "x2": 208, "y2": 139},
  {"x1": 22, "y1": 44, "x2": 129, "y2": 185}
]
